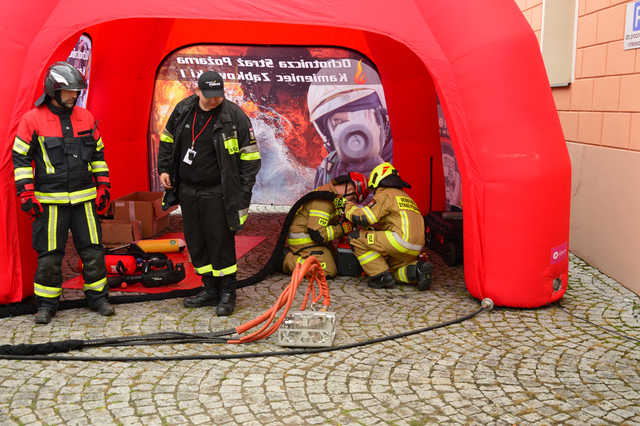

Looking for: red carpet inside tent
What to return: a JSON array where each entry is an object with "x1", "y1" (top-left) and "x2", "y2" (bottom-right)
[{"x1": 62, "y1": 233, "x2": 265, "y2": 293}]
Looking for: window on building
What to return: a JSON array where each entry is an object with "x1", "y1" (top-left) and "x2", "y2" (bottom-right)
[{"x1": 540, "y1": 0, "x2": 578, "y2": 87}]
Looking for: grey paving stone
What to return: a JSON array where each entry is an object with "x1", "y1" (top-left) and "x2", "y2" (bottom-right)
[{"x1": 1, "y1": 215, "x2": 639, "y2": 424}]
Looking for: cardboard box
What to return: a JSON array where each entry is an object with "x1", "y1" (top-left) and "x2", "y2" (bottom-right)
[
  {"x1": 113, "y1": 191, "x2": 175, "y2": 238},
  {"x1": 100, "y1": 219, "x2": 143, "y2": 245}
]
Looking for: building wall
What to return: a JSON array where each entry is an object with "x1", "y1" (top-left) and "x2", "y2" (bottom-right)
[{"x1": 516, "y1": 0, "x2": 640, "y2": 294}]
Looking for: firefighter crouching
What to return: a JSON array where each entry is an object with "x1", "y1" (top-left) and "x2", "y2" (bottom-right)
[
  {"x1": 281, "y1": 173, "x2": 368, "y2": 277},
  {"x1": 341, "y1": 162, "x2": 433, "y2": 289},
  {"x1": 12, "y1": 61, "x2": 114, "y2": 324}
]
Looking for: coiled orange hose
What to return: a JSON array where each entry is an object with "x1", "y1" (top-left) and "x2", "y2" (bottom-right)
[{"x1": 228, "y1": 256, "x2": 330, "y2": 344}]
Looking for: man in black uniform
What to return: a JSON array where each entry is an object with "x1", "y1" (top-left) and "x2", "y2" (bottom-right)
[{"x1": 157, "y1": 71, "x2": 261, "y2": 316}]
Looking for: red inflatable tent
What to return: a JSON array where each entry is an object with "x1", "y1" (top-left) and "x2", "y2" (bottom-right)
[{"x1": 0, "y1": 0, "x2": 571, "y2": 308}]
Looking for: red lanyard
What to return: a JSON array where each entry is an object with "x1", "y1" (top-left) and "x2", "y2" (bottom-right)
[{"x1": 191, "y1": 110, "x2": 213, "y2": 148}]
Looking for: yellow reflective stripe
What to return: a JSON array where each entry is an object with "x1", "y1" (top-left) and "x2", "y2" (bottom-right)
[
  {"x1": 239, "y1": 213, "x2": 248, "y2": 226},
  {"x1": 309, "y1": 209, "x2": 330, "y2": 220},
  {"x1": 296, "y1": 256, "x2": 304, "y2": 264},
  {"x1": 224, "y1": 137, "x2": 239, "y2": 154},
  {"x1": 160, "y1": 130, "x2": 174, "y2": 144},
  {"x1": 240, "y1": 144, "x2": 259, "y2": 153},
  {"x1": 288, "y1": 237, "x2": 313, "y2": 245},
  {"x1": 362, "y1": 206, "x2": 377, "y2": 224},
  {"x1": 70, "y1": 187, "x2": 98, "y2": 204},
  {"x1": 195, "y1": 264, "x2": 213, "y2": 275},
  {"x1": 90, "y1": 161, "x2": 109, "y2": 173},
  {"x1": 326, "y1": 225, "x2": 334, "y2": 241},
  {"x1": 396, "y1": 265, "x2": 410, "y2": 283},
  {"x1": 13, "y1": 137, "x2": 30, "y2": 155},
  {"x1": 34, "y1": 283, "x2": 62, "y2": 298},
  {"x1": 38, "y1": 136, "x2": 55, "y2": 174},
  {"x1": 212, "y1": 264, "x2": 238, "y2": 277},
  {"x1": 84, "y1": 277, "x2": 107, "y2": 292},
  {"x1": 384, "y1": 231, "x2": 421, "y2": 255},
  {"x1": 96, "y1": 137, "x2": 104, "y2": 151},
  {"x1": 84, "y1": 201, "x2": 99, "y2": 245},
  {"x1": 14, "y1": 167, "x2": 33, "y2": 181},
  {"x1": 357, "y1": 250, "x2": 381, "y2": 265},
  {"x1": 240, "y1": 151, "x2": 261, "y2": 161},
  {"x1": 400, "y1": 211, "x2": 409, "y2": 240},
  {"x1": 47, "y1": 205, "x2": 58, "y2": 252},
  {"x1": 35, "y1": 187, "x2": 97, "y2": 204}
]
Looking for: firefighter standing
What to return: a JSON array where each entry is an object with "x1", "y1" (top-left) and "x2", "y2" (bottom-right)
[
  {"x1": 342, "y1": 162, "x2": 433, "y2": 289},
  {"x1": 12, "y1": 61, "x2": 114, "y2": 324},
  {"x1": 158, "y1": 71, "x2": 261, "y2": 316},
  {"x1": 281, "y1": 173, "x2": 368, "y2": 277}
]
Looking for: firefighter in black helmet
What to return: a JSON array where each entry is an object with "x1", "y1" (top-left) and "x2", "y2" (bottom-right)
[{"x1": 12, "y1": 61, "x2": 114, "y2": 324}]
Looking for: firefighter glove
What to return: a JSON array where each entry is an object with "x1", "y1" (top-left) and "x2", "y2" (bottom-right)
[
  {"x1": 333, "y1": 196, "x2": 346, "y2": 215},
  {"x1": 96, "y1": 185, "x2": 111, "y2": 215},
  {"x1": 19, "y1": 190, "x2": 43, "y2": 218},
  {"x1": 339, "y1": 218, "x2": 353, "y2": 235}
]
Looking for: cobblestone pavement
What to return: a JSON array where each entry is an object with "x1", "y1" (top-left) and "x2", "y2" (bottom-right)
[{"x1": 1, "y1": 213, "x2": 639, "y2": 425}]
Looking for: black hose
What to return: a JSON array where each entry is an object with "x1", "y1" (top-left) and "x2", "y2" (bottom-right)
[{"x1": 0, "y1": 299, "x2": 493, "y2": 361}]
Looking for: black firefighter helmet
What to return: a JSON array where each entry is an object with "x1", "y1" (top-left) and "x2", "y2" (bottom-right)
[{"x1": 35, "y1": 61, "x2": 86, "y2": 107}]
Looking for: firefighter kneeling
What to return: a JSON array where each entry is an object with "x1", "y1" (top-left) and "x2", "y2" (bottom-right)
[
  {"x1": 341, "y1": 162, "x2": 433, "y2": 290},
  {"x1": 281, "y1": 173, "x2": 368, "y2": 277}
]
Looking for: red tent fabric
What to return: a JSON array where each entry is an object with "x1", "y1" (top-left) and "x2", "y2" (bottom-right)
[{"x1": 0, "y1": 0, "x2": 571, "y2": 307}]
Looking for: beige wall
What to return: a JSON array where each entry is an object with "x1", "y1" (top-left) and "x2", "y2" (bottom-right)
[{"x1": 517, "y1": 0, "x2": 640, "y2": 293}]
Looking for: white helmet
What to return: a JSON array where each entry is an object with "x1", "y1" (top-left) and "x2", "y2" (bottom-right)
[
  {"x1": 307, "y1": 59, "x2": 390, "y2": 154},
  {"x1": 307, "y1": 59, "x2": 387, "y2": 124}
]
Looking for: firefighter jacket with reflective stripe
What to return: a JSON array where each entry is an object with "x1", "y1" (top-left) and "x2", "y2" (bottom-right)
[
  {"x1": 12, "y1": 103, "x2": 109, "y2": 204},
  {"x1": 345, "y1": 187, "x2": 425, "y2": 248},
  {"x1": 157, "y1": 95, "x2": 261, "y2": 231},
  {"x1": 287, "y1": 183, "x2": 345, "y2": 247}
]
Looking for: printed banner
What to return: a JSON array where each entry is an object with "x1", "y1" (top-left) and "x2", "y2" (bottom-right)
[
  {"x1": 148, "y1": 45, "x2": 392, "y2": 205},
  {"x1": 66, "y1": 34, "x2": 92, "y2": 108},
  {"x1": 437, "y1": 98, "x2": 462, "y2": 210}
]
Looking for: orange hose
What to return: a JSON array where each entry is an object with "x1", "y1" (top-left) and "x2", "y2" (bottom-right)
[{"x1": 227, "y1": 256, "x2": 330, "y2": 344}]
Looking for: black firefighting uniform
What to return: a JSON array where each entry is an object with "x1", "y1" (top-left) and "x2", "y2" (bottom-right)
[
  {"x1": 345, "y1": 187, "x2": 425, "y2": 283},
  {"x1": 157, "y1": 96, "x2": 260, "y2": 280},
  {"x1": 12, "y1": 102, "x2": 110, "y2": 309},
  {"x1": 282, "y1": 183, "x2": 346, "y2": 277}
]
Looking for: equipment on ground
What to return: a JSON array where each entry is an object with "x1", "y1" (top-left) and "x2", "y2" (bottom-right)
[
  {"x1": 335, "y1": 237, "x2": 363, "y2": 277},
  {"x1": 107, "y1": 260, "x2": 185, "y2": 288},
  {"x1": 425, "y1": 211, "x2": 463, "y2": 267},
  {"x1": 103, "y1": 243, "x2": 185, "y2": 288}
]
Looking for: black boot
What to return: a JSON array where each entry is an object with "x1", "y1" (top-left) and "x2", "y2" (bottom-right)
[
  {"x1": 416, "y1": 261, "x2": 433, "y2": 291},
  {"x1": 35, "y1": 306, "x2": 56, "y2": 324},
  {"x1": 184, "y1": 275, "x2": 219, "y2": 308},
  {"x1": 368, "y1": 271, "x2": 395, "y2": 289},
  {"x1": 92, "y1": 298, "x2": 115, "y2": 316},
  {"x1": 216, "y1": 275, "x2": 236, "y2": 316}
]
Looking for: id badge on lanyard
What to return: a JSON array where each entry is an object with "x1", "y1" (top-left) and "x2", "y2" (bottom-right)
[
  {"x1": 184, "y1": 109, "x2": 212, "y2": 165},
  {"x1": 183, "y1": 148, "x2": 197, "y2": 165}
]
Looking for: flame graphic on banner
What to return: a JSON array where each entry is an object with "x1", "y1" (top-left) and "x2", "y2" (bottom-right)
[{"x1": 354, "y1": 60, "x2": 367, "y2": 84}]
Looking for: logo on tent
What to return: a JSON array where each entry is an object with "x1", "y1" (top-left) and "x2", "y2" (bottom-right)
[{"x1": 354, "y1": 60, "x2": 367, "y2": 84}]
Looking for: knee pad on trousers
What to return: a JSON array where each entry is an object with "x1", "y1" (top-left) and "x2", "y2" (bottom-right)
[
  {"x1": 34, "y1": 253, "x2": 64, "y2": 285},
  {"x1": 78, "y1": 246, "x2": 107, "y2": 282}
]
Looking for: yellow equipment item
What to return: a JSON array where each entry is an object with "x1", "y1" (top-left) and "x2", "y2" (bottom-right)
[{"x1": 136, "y1": 238, "x2": 185, "y2": 253}]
